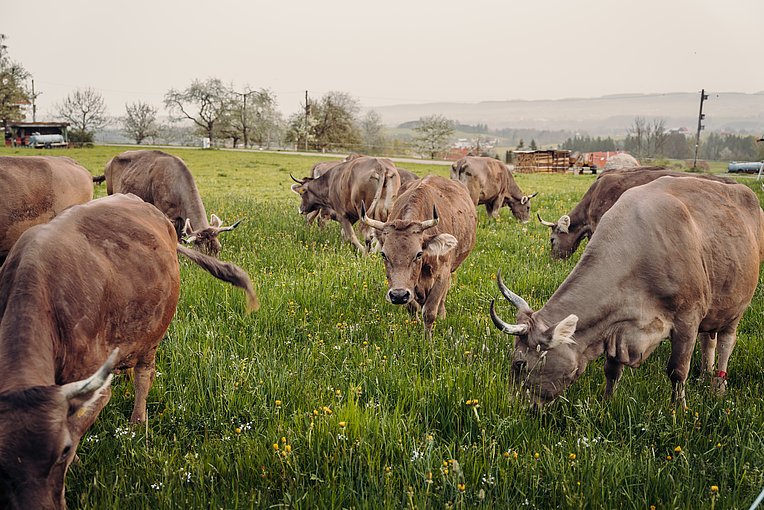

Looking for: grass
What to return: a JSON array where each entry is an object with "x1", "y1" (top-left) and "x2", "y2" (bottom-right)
[{"x1": 2, "y1": 146, "x2": 763, "y2": 509}]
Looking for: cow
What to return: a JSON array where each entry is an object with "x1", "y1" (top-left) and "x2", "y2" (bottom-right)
[
  {"x1": 291, "y1": 156, "x2": 401, "y2": 253},
  {"x1": 450, "y1": 156, "x2": 537, "y2": 222},
  {"x1": 538, "y1": 167, "x2": 735, "y2": 259},
  {"x1": 0, "y1": 193, "x2": 258, "y2": 508},
  {"x1": 360, "y1": 175, "x2": 477, "y2": 335},
  {"x1": 303, "y1": 159, "x2": 345, "y2": 227},
  {"x1": 98, "y1": 150, "x2": 240, "y2": 257},
  {"x1": 0, "y1": 156, "x2": 93, "y2": 265},
  {"x1": 490, "y1": 177, "x2": 764, "y2": 407}
]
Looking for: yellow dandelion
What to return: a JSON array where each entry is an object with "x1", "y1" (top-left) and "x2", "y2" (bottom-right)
[
  {"x1": 503, "y1": 452, "x2": 510, "y2": 459},
  {"x1": 674, "y1": 446, "x2": 682, "y2": 453},
  {"x1": 235, "y1": 427, "x2": 242, "y2": 435},
  {"x1": 716, "y1": 442, "x2": 722, "y2": 448},
  {"x1": 513, "y1": 451, "x2": 518, "y2": 460},
  {"x1": 534, "y1": 452, "x2": 540, "y2": 460},
  {"x1": 285, "y1": 445, "x2": 292, "y2": 453},
  {"x1": 275, "y1": 400, "x2": 282, "y2": 407},
  {"x1": 666, "y1": 455, "x2": 672, "y2": 461},
  {"x1": 273, "y1": 443, "x2": 279, "y2": 451},
  {"x1": 710, "y1": 485, "x2": 719, "y2": 493},
  {"x1": 281, "y1": 436, "x2": 287, "y2": 443},
  {"x1": 339, "y1": 421, "x2": 347, "y2": 428},
  {"x1": 569, "y1": 453, "x2": 576, "y2": 460},
  {"x1": 457, "y1": 483, "x2": 466, "y2": 492}
]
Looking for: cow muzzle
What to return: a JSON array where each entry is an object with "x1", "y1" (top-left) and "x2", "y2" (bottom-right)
[{"x1": 387, "y1": 288, "x2": 412, "y2": 305}]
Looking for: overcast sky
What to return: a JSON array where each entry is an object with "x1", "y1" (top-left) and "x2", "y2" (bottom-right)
[{"x1": 4, "y1": 0, "x2": 764, "y2": 121}]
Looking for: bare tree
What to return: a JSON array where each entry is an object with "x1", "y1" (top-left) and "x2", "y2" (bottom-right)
[
  {"x1": 0, "y1": 34, "x2": 31, "y2": 128},
  {"x1": 122, "y1": 101, "x2": 159, "y2": 145},
  {"x1": 164, "y1": 78, "x2": 228, "y2": 145},
  {"x1": 56, "y1": 87, "x2": 108, "y2": 136},
  {"x1": 413, "y1": 115, "x2": 454, "y2": 159},
  {"x1": 625, "y1": 117, "x2": 668, "y2": 158},
  {"x1": 224, "y1": 87, "x2": 282, "y2": 148}
]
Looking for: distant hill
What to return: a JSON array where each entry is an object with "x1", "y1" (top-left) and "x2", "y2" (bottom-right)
[{"x1": 371, "y1": 92, "x2": 764, "y2": 136}]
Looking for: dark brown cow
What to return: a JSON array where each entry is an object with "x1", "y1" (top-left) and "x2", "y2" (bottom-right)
[
  {"x1": 491, "y1": 177, "x2": 764, "y2": 406},
  {"x1": 0, "y1": 193, "x2": 258, "y2": 509},
  {"x1": 361, "y1": 175, "x2": 477, "y2": 335},
  {"x1": 291, "y1": 156, "x2": 401, "y2": 253},
  {"x1": 99, "y1": 150, "x2": 240, "y2": 257},
  {"x1": 450, "y1": 156, "x2": 537, "y2": 221},
  {"x1": 538, "y1": 167, "x2": 735, "y2": 259},
  {"x1": 304, "y1": 159, "x2": 345, "y2": 227},
  {"x1": 0, "y1": 156, "x2": 93, "y2": 264}
]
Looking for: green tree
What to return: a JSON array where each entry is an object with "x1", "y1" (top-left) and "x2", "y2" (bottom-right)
[
  {"x1": 164, "y1": 78, "x2": 229, "y2": 145},
  {"x1": 285, "y1": 91, "x2": 361, "y2": 151},
  {"x1": 413, "y1": 114, "x2": 454, "y2": 159},
  {"x1": 529, "y1": 139, "x2": 538, "y2": 150},
  {"x1": 122, "y1": 101, "x2": 158, "y2": 145},
  {"x1": 0, "y1": 34, "x2": 31, "y2": 128}
]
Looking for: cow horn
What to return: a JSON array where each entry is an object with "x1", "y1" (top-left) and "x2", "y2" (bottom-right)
[
  {"x1": 558, "y1": 215, "x2": 571, "y2": 234},
  {"x1": 537, "y1": 213, "x2": 556, "y2": 228},
  {"x1": 490, "y1": 300, "x2": 529, "y2": 336},
  {"x1": 360, "y1": 200, "x2": 386, "y2": 231},
  {"x1": 420, "y1": 205, "x2": 439, "y2": 230},
  {"x1": 183, "y1": 218, "x2": 194, "y2": 236},
  {"x1": 62, "y1": 348, "x2": 119, "y2": 399},
  {"x1": 218, "y1": 219, "x2": 242, "y2": 233},
  {"x1": 290, "y1": 173, "x2": 305, "y2": 185},
  {"x1": 497, "y1": 270, "x2": 532, "y2": 314}
]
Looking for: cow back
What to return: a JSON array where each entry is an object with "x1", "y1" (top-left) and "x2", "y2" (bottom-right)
[
  {"x1": 0, "y1": 194, "x2": 180, "y2": 390},
  {"x1": 0, "y1": 156, "x2": 93, "y2": 261}
]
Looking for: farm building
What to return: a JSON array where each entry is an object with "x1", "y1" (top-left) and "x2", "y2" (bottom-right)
[
  {"x1": 512, "y1": 149, "x2": 572, "y2": 173},
  {"x1": 4, "y1": 122, "x2": 70, "y2": 148}
]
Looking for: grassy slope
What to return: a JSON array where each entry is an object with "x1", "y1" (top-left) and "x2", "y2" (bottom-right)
[{"x1": 1, "y1": 146, "x2": 763, "y2": 509}]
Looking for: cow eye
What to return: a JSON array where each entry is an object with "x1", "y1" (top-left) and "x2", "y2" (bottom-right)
[
  {"x1": 415, "y1": 251, "x2": 423, "y2": 260},
  {"x1": 380, "y1": 252, "x2": 387, "y2": 261},
  {"x1": 58, "y1": 444, "x2": 72, "y2": 464}
]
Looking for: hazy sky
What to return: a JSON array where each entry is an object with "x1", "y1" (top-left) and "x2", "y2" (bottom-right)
[{"x1": 4, "y1": 0, "x2": 764, "y2": 120}]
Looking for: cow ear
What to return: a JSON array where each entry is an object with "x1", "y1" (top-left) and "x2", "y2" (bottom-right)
[
  {"x1": 543, "y1": 314, "x2": 578, "y2": 349},
  {"x1": 291, "y1": 183, "x2": 305, "y2": 195},
  {"x1": 423, "y1": 234, "x2": 458, "y2": 257}
]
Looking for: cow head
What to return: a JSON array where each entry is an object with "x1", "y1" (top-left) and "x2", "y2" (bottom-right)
[
  {"x1": 537, "y1": 213, "x2": 589, "y2": 259},
  {"x1": 489, "y1": 272, "x2": 581, "y2": 404},
  {"x1": 0, "y1": 350, "x2": 117, "y2": 510},
  {"x1": 361, "y1": 202, "x2": 457, "y2": 306},
  {"x1": 290, "y1": 174, "x2": 325, "y2": 216},
  {"x1": 182, "y1": 215, "x2": 240, "y2": 257},
  {"x1": 505, "y1": 192, "x2": 538, "y2": 223}
]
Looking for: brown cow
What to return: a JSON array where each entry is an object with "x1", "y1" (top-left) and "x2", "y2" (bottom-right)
[
  {"x1": 0, "y1": 193, "x2": 258, "y2": 508},
  {"x1": 304, "y1": 159, "x2": 345, "y2": 227},
  {"x1": 0, "y1": 156, "x2": 93, "y2": 264},
  {"x1": 99, "y1": 150, "x2": 240, "y2": 256},
  {"x1": 538, "y1": 167, "x2": 735, "y2": 259},
  {"x1": 291, "y1": 156, "x2": 401, "y2": 253},
  {"x1": 450, "y1": 156, "x2": 537, "y2": 221},
  {"x1": 361, "y1": 175, "x2": 477, "y2": 335},
  {"x1": 491, "y1": 177, "x2": 764, "y2": 406}
]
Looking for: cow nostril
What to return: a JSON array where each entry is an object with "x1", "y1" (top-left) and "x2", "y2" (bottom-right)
[
  {"x1": 388, "y1": 289, "x2": 411, "y2": 305},
  {"x1": 513, "y1": 360, "x2": 527, "y2": 372}
]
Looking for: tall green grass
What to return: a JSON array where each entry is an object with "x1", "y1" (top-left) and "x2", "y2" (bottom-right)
[{"x1": 2, "y1": 146, "x2": 763, "y2": 509}]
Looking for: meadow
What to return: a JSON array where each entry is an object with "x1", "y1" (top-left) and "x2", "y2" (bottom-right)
[{"x1": 2, "y1": 146, "x2": 763, "y2": 509}]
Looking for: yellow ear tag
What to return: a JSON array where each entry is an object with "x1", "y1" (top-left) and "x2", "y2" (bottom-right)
[{"x1": 299, "y1": 188, "x2": 306, "y2": 195}]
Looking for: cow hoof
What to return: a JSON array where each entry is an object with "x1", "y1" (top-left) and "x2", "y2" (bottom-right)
[{"x1": 711, "y1": 376, "x2": 727, "y2": 395}]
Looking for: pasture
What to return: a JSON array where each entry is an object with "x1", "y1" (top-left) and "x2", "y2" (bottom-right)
[{"x1": 2, "y1": 146, "x2": 763, "y2": 509}]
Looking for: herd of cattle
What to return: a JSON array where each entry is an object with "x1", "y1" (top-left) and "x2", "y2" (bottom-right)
[{"x1": 0, "y1": 150, "x2": 762, "y2": 507}]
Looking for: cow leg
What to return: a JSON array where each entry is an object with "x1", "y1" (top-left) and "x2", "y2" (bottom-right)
[
  {"x1": 711, "y1": 325, "x2": 738, "y2": 395},
  {"x1": 305, "y1": 210, "x2": 319, "y2": 225},
  {"x1": 421, "y1": 275, "x2": 451, "y2": 337},
  {"x1": 667, "y1": 323, "x2": 699, "y2": 407},
  {"x1": 603, "y1": 357, "x2": 624, "y2": 399},
  {"x1": 338, "y1": 217, "x2": 366, "y2": 254},
  {"x1": 130, "y1": 354, "x2": 157, "y2": 424},
  {"x1": 699, "y1": 332, "x2": 717, "y2": 376}
]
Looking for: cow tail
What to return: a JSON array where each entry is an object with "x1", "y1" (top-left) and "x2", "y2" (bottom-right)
[
  {"x1": 176, "y1": 245, "x2": 260, "y2": 312},
  {"x1": 93, "y1": 175, "x2": 106, "y2": 184}
]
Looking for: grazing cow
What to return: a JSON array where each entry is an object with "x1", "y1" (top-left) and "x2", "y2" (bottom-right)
[
  {"x1": 491, "y1": 177, "x2": 764, "y2": 406},
  {"x1": 450, "y1": 156, "x2": 537, "y2": 221},
  {"x1": 98, "y1": 150, "x2": 240, "y2": 257},
  {"x1": 0, "y1": 156, "x2": 93, "y2": 264},
  {"x1": 303, "y1": 159, "x2": 346, "y2": 227},
  {"x1": 538, "y1": 168, "x2": 735, "y2": 259},
  {"x1": 361, "y1": 175, "x2": 477, "y2": 335},
  {"x1": 0, "y1": 194, "x2": 258, "y2": 508},
  {"x1": 291, "y1": 156, "x2": 401, "y2": 253}
]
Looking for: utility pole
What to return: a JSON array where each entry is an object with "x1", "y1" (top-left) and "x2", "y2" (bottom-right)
[
  {"x1": 233, "y1": 89, "x2": 255, "y2": 148},
  {"x1": 692, "y1": 88, "x2": 709, "y2": 169},
  {"x1": 30, "y1": 79, "x2": 40, "y2": 122},
  {"x1": 304, "y1": 90, "x2": 310, "y2": 151}
]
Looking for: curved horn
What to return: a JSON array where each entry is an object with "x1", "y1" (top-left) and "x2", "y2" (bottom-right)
[
  {"x1": 537, "y1": 213, "x2": 556, "y2": 228},
  {"x1": 218, "y1": 219, "x2": 242, "y2": 233},
  {"x1": 290, "y1": 173, "x2": 305, "y2": 185},
  {"x1": 490, "y1": 300, "x2": 529, "y2": 336},
  {"x1": 558, "y1": 215, "x2": 571, "y2": 234},
  {"x1": 420, "y1": 205, "x2": 439, "y2": 230},
  {"x1": 528, "y1": 192, "x2": 539, "y2": 199},
  {"x1": 62, "y1": 348, "x2": 119, "y2": 399},
  {"x1": 496, "y1": 270, "x2": 532, "y2": 314},
  {"x1": 360, "y1": 201, "x2": 386, "y2": 231}
]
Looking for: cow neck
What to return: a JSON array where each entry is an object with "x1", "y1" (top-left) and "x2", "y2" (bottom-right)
[
  {"x1": 534, "y1": 253, "x2": 625, "y2": 364},
  {"x1": 0, "y1": 261, "x2": 59, "y2": 392},
  {"x1": 181, "y1": 178, "x2": 211, "y2": 230}
]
